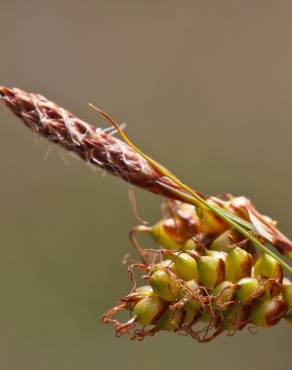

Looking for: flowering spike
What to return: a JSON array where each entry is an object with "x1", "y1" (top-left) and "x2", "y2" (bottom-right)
[{"x1": 1, "y1": 87, "x2": 292, "y2": 342}]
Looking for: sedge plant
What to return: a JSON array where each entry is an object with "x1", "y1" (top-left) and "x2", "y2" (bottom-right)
[{"x1": 1, "y1": 86, "x2": 292, "y2": 342}]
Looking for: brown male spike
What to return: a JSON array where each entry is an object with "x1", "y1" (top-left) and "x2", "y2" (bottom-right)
[{"x1": 0, "y1": 86, "x2": 187, "y2": 201}]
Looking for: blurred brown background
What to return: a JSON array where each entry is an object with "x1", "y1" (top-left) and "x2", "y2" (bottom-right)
[{"x1": 0, "y1": 1, "x2": 292, "y2": 369}]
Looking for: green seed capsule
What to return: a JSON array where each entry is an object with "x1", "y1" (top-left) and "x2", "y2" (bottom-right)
[
  {"x1": 151, "y1": 216, "x2": 194, "y2": 250},
  {"x1": 134, "y1": 285, "x2": 154, "y2": 297},
  {"x1": 173, "y1": 253, "x2": 199, "y2": 281},
  {"x1": 205, "y1": 250, "x2": 227, "y2": 260},
  {"x1": 210, "y1": 230, "x2": 241, "y2": 252},
  {"x1": 249, "y1": 296, "x2": 287, "y2": 328},
  {"x1": 236, "y1": 278, "x2": 261, "y2": 304},
  {"x1": 183, "y1": 307, "x2": 198, "y2": 326},
  {"x1": 196, "y1": 206, "x2": 228, "y2": 236},
  {"x1": 198, "y1": 256, "x2": 225, "y2": 290},
  {"x1": 282, "y1": 279, "x2": 292, "y2": 310},
  {"x1": 183, "y1": 279, "x2": 202, "y2": 311},
  {"x1": 149, "y1": 269, "x2": 179, "y2": 301},
  {"x1": 133, "y1": 295, "x2": 165, "y2": 326},
  {"x1": 196, "y1": 198, "x2": 229, "y2": 236},
  {"x1": 184, "y1": 279, "x2": 200, "y2": 294},
  {"x1": 253, "y1": 253, "x2": 283, "y2": 282},
  {"x1": 180, "y1": 279, "x2": 201, "y2": 324},
  {"x1": 151, "y1": 219, "x2": 183, "y2": 249},
  {"x1": 150, "y1": 260, "x2": 174, "y2": 275},
  {"x1": 156, "y1": 309, "x2": 185, "y2": 332},
  {"x1": 212, "y1": 281, "x2": 237, "y2": 307},
  {"x1": 183, "y1": 283, "x2": 201, "y2": 326},
  {"x1": 183, "y1": 238, "x2": 197, "y2": 250},
  {"x1": 225, "y1": 247, "x2": 252, "y2": 283},
  {"x1": 200, "y1": 310, "x2": 212, "y2": 323}
]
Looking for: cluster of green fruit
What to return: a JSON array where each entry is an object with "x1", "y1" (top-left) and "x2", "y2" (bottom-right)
[{"x1": 102, "y1": 200, "x2": 292, "y2": 342}]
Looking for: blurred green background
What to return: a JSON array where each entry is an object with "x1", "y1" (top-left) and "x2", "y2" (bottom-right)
[{"x1": 1, "y1": 1, "x2": 292, "y2": 369}]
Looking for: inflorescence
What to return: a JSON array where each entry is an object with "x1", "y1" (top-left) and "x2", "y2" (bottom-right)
[
  {"x1": 1, "y1": 86, "x2": 291, "y2": 343},
  {"x1": 102, "y1": 197, "x2": 292, "y2": 342}
]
